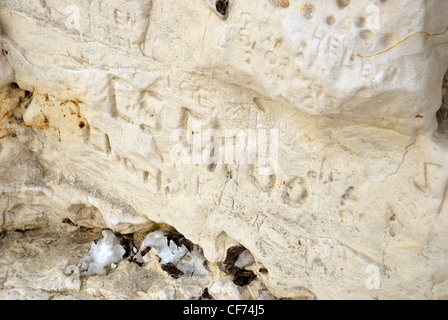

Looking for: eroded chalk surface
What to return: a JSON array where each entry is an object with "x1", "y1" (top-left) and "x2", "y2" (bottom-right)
[{"x1": 0, "y1": 0, "x2": 448, "y2": 299}]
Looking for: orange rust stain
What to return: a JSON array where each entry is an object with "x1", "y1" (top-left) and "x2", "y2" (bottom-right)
[
  {"x1": 358, "y1": 26, "x2": 448, "y2": 59},
  {"x1": 44, "y1": 93, "x2": 49, "y2": 101},
  {"x1": 273, "y1": 0, "x2": 290, "y2": 9},
  {"x1": 415, "y1": 114, "x2": 424, "y2": 118},
  {"x1": 300, "y1": 2, "x2": 308, "y2": 13},
  {"x1": 60, "y1": 98, "x2": 83, "y2": 107},
  {"x1": 28, "y1": 115, "x2": 51, "y2": 131},
  {"x1": 273, "y1": 40, "x2": 282, "y2": 49},
  {"x1": 227, "y1": 26, "x2": 242, "y2": 43},
  {"x1": 0, "y1": 111, "x2": 10, "y2": 123},
  {"x1": 299, "y1": 134, "x2": 315, "y2": 143},
  {"x1": 0, "y1": 133, "x2": 15, "y2": 139}
]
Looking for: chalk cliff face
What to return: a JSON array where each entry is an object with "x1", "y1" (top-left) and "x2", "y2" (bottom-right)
[{"x1": 0, "y1": 0, "x2": 448, "y2": 300}]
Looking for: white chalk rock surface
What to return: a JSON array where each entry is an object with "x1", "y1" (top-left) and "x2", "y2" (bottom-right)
[{"x1": 0, "y1": 0, "x2": 448, "y2": 299}]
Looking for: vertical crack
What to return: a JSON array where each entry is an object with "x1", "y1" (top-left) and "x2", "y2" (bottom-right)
[{"x1": 436, "y1": 68, "x2": 448, "y2": 134}]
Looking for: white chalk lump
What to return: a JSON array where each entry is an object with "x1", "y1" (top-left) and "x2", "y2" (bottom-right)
[
  {"x1": 143, "y1": 230, "x2": 211, "y2": 279},
  {"x1": 78, "y1": 230, "x2": 126, "y2": 277}
]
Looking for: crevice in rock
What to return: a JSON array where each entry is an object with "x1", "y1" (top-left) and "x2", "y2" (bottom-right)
[
  {"x1": 436, "y1": 68, "x2": 448, "y2": 134},
  {"x1": 160, "y1": 262, "x2": 184, "y2": 279},
  {"x1": 199, "y1": 287, "x2": 214, "y2": 300},
  {"x1": 62, "y1": 218, "x2": 77, "y2": 227},
  {"x1": 220, "y1": 245, "x2": 258, "y2": 287}
]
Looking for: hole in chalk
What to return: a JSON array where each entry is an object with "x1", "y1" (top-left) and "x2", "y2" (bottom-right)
[
  {"x1": 120, "y1": 235, "x2": 134, "y2": 259},
  {"x1": 233, "y1": 269, "x2": 257, "y2": 286},
  {"x1": 381, "y1": 33, "x2": 395, "y2": 47},
  {"x1": 143, "y1": 171, "x2": 149, "y2": 182},
  {"x1": 326, "y1": 16, "x2": 336, "y2": 25},
  {"x1": 259, "y1": 268, "x2": 268, "y2": 274},
  {"x1": 355, "y1": 17, "x2": 366, "y2": 28},
  {"x1": 199, "y1": 288, "x2": 214, "y2": 300},
  {"x1": 220, "y1": 245, "x2": 258, "y2": 287},
  {"x1": 302, "y1": 4, "x2": 315, "y2": 20},
  {"x1": 215, "y1": 0, "x2": 229, "y2": 16},
  {"x1": 336, "y1": 0, "x2": 350, "y2": 9},
  {"x1": 436, "y1": 68, "x2": 448, "y2": 134},
  {"x1": 360, "y1": 30, "x2": 374, "y2": 41},
  {"x1": 62, "y1": 218, "x2": 78, "y2": 227}
]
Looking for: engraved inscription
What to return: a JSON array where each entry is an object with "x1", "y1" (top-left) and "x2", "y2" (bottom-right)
[{"x1": 89, "y1": 0, "x2": 151, "y2": 52}]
